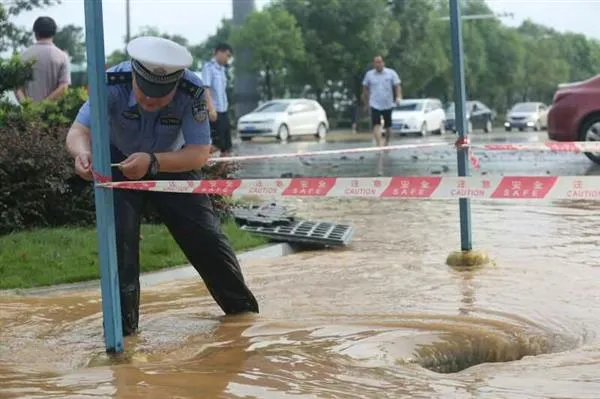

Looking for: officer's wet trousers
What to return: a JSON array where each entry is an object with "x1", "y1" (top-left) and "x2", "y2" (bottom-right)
[{"x1": 110, "y1": 147, "x2": 259, "y2": 336}]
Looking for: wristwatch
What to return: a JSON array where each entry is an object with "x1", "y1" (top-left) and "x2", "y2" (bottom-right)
[{"x1": 146, "y1": 153, "x2": 159, "y2": 178}]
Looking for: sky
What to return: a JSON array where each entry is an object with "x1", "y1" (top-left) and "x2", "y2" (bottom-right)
[{"x1": 5, "y1": 0, "x2": 600, "y2": 57}]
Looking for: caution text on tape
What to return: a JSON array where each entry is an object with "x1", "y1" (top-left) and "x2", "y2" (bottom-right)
[{"x1": 97, "y1": 176, "x2": 600, "y2": 200}]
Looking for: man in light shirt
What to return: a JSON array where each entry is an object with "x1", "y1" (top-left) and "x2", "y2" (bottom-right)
[
  {"x1": 201, "y1": 43, "x2": 233, "y2": 157},
  {"x1": 15, "y1": 16, "x2": 71, "y2": 103},
  {"x1": 361, "y1": 55, "x2": 402, "y2": 147}
]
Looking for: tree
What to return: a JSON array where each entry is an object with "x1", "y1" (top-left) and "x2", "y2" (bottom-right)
[
  {"x1": 230, "y1": 7, "x2": 305, "y2": 99},
  {"x1": 276, "y1": 0, "x2": 399, "y2": 110},
  {"x1": 0, "y1": 0, "x2": 59, "y2": 53},
  {"x1": 1, "y1": 0, "x2": 59, "y2": 96},
  {"x1": 190, "y1": 18, "x2": 233, "y2": 69},
  {"x1": 105, "y1": 26, "x2": 200, "y2": 69},
  {"x1": 54, "y1": 24, "x2": 85, "y2": 64}
]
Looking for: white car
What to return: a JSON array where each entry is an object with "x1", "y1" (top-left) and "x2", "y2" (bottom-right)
[
  {"x1": 390, "y1": 98, "x2": 446, "y2": 136},
  {"x1": 504, "y1": 101, "x2": 548, "y2": 132},
  {"x1": 237, "y1": 99, "x2": 329, "y2": 141}
]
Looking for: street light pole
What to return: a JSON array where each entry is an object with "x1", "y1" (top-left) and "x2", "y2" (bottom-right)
[
  {"x1": 125, "y1": 0, "x2": 131, "y2": 45},
  {"x1": 449, "y1": 0, "x2": 472, "y2": 251}
]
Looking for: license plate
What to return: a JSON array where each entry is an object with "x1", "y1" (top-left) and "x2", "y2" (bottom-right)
[
  {"x1": 392, "y1": 124, "x2": 402, "y2": 129},
  {"x1": 243, "y1": 125, "x2": 255, "y2": 130}
]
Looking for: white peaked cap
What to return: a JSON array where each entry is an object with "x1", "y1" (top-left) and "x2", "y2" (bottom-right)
[{"x1": 126, "y1": 36, "x2": 193, "y2": 75}]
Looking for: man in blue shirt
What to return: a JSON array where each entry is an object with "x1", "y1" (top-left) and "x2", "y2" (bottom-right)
[
  {"x1": 201, "y1": 43, "x2": 233, "y2": 157},
  {"x1": 361, "y1": 55, "x2": 402, "y2": 147},
  {"x1": 65, "y1": 36, "x2": 259, "y2": 336}
]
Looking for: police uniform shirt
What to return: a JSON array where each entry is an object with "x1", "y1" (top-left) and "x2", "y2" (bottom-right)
[{"x1": 75, "y1": 60, "x2": 211, "y2": 156}]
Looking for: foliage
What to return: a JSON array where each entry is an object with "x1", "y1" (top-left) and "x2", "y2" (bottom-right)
[
  {"x1": 0, "y1": 0, "x2": 59, "y2": 53},
  {"x1": 54, "y1": 24, "x2": 86, "y2": 64},
  {"x1": 106, "y1": 26, "x2": 194, "y2": 68},
  {"x1": 0, "y1": 116, "x2": 85, "y2": 235},
  {"x1": 0, "y1": 54, "x2": 33, "y2": 94},
  {"x1": 15, "y1": 87, "x2": 89, "y2": 128},
  {"x1": 218, "y1": 0, "x2": 600, "y2": 120},
  {"x1": 189, "y1": 18, "x2": 233, "y2": 68},
  {"x1": 0, "y1": 104, "x2": 242, "y2": 235},
  {"x1": 230, "y1": 7, "x2": 305, "y2": 99}
]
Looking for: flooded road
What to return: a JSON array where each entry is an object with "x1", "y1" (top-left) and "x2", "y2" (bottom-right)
[
  {"x1": 3, "y1": 131, "x2": 600, "y2": 398},
  {"x1": 234, "y1": 130, "x2": 599, "y2": 178}
]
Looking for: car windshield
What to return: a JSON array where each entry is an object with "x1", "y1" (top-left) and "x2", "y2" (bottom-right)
[
  {"x1": 511, "y1": 103, "x2": 538, "y2": 113},
  {"x1": 446, "y1": 102, "x2": 475, "y2": 113},
  {"x1": 395, "y1": 101, "x2": 423, "y2": 111},
  {"x1": 254, "y1": 102, "x2": 290, "y2": 113}
]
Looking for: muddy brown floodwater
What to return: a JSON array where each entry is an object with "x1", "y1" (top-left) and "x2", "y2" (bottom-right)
[{"x1": 2, "y1": 198, "x2": 600, "y2": 398}]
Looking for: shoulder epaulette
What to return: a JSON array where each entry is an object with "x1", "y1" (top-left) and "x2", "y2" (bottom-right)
[
  {"x1": 178, "y1": 78, "x2": 205, "y2": 99},
  {"x1": 106, "y1": 71, "x2": 132, "y2": 85}
]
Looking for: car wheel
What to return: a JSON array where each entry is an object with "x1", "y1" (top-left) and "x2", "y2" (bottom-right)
[
  {"x1": 484, "y1": 119, "x2": 492, "y2": 133},
  {"x1": 277, "y1": 124, "x2": 289, "y2": 141},
  {"x1": 505, "y1": 127, "x2": 512, "y2": 132},
  {"x1": 315, "y1": 122, "x2": 327, "y2": 139},
  {"x1": 579, "y1": 115, "x2": 600, "y2": 165},
  {"x1": 439, "y1": 122, "x2": 446, "y2": 135},
  {"x1": 420, "y1": 122, "x2": 427, "y2": 136}
]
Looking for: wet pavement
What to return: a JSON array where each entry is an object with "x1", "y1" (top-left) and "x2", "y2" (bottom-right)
[{"x1": 2, "y1": 129, "x2": 600, "y2": 398}]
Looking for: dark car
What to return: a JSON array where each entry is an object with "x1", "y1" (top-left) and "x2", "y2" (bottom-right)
[
  {"x1": 445, "y1": 101, "x2": 494, "y2": 133},
  {"x1": 547, "y1": 75, "x2": 600, "y2": 164}
]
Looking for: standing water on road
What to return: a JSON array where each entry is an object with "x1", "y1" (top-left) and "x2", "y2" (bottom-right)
[{"x1": 2, "y1": 196, "x2": 600, "y2": 398}]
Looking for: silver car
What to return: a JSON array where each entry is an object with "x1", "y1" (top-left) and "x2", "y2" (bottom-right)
[{"x1": 504, "y1": 102, "x2": 548, "y2": 132}]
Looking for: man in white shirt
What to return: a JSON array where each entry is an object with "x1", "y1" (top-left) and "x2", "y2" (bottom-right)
[{"x1": 361, "y1": 55, "x2": 402, "y2": 146}]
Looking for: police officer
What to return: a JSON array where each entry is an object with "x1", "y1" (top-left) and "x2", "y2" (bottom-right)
[{"x1": 65, "y1": 36, "x2": 259, "y2": 336}]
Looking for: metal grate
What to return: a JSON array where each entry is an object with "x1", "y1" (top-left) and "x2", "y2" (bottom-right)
[{"x1": 241, "y1": 220, "x2": 354, "y2": 247}]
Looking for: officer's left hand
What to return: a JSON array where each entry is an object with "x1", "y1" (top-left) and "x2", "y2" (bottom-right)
[{"x1": 119, "y1": 152, "x2": 152, "y2": 180}]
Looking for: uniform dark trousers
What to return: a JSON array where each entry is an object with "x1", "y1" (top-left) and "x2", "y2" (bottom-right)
[
  {"x1": 210, "y1": 112, "x2": 233, "y2": 153},
  {"x1": 110, "y1": 147, "x2": 259, "y2": 336}
]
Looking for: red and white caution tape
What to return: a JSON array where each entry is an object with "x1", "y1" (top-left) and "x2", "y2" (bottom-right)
[
  {"x1": 209, "y1": 142, "x2": 451, "y2": 163},
  {"x1": 97, "y1": 175, "x2": 600, "y2": 200},
  {"x1": 471, "y1": 142, "x2": 600, "y2": 152},
  {"x1": 205, "y1": 140, "x2": 600, "y2": 164}
]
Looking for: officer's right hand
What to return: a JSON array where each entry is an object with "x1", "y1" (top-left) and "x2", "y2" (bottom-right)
[
  {"x1": 209, "y1": 109, "x2": 217, "y2": 122},
  {"x1": 74, "y1": 152, "x2": 93, "y2": 181}
]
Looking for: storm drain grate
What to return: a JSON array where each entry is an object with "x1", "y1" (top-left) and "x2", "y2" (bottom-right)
[{"x1": 241, "y1": 220, "x2": 354, "y2": 247}]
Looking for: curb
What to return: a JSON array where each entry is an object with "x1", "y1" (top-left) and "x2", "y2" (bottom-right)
[{"x1": 0, "y1": 242, "x2": 297, "y2": 297}]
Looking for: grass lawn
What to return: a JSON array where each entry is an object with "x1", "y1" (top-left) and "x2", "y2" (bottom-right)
[{"x1": 0, "y1": 221, "x2": 269, "y2": 290}]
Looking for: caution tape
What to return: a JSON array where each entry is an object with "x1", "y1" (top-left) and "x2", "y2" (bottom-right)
[
  {"x1": 471, "y1": 142, "x2": 600, "y2": 152},
  {"x1": 97, "y1": 175, "x2": 600, "y2": 200},
  {"x1": 209, "y1": 142, "x2": 451, "y2": 163},
  {"x1": 205, "y1": 140, "x2": 600, "y2": 164}
]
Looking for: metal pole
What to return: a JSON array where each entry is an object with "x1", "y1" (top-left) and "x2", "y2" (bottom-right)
[
  {"x1": 449, "y1": 0, "x2": 473, "y2": 251},
  {"x1": 232, "y1": 0, "x2": 259, "y2": 121},
  {"x1": 125, "y1": 0, "x2": 131, "y2": 43},
  {"x1": 83, "y1": 0, "x2": 124, "y2": 353}
]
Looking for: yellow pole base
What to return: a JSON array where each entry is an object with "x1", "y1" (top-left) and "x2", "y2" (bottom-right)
[{"x1": 446, "y1": 249, "x2": 491, "y2": 270}]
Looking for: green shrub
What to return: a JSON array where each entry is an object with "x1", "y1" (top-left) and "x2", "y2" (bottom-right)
[
  {"x1": 0, "y1": 94, "x2": 239, "y2": 234},
  {"x1": 0, "y1": 55, "x2": 34, "y2": 94},
  {"x1": 0, "y1": 116, "x2": 94, "y2": 234}
]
